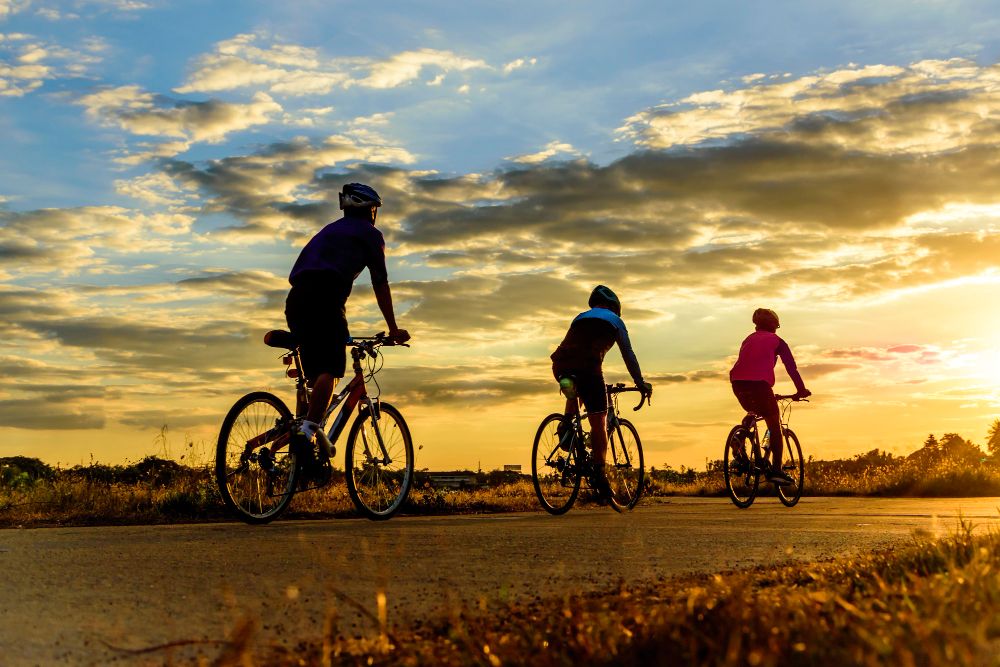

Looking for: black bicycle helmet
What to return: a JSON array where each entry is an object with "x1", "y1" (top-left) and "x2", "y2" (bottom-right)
[
  {"x1": 339, "y1": 182, "x2": 382, "y2": 210},
  {"x1": 589, "y1": 285, "x2": 621, "y2": 316},
  {"x1": 752, "y1": 308, "x2": 780, "y2": 330}
]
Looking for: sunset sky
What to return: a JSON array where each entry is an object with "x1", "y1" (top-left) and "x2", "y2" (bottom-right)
[{"x1": 2, "y1": 0, "x2": 1000, "y2": 472}]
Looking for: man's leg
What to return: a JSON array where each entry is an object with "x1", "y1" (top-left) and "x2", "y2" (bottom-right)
[
  {"x1": 306, "y1": 373, "x2": 337, "y2": 424},
  {"x1": 587, "y1": 411, "x2": 609, "y2": 464}
]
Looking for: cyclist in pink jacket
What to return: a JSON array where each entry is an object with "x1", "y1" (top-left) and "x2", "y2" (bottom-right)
[{"x1": 729, "y1": 308, "x2": 811, "y2": 486}]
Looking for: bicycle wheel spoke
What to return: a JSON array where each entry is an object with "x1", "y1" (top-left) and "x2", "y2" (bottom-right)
[
  {"x1": 605, "y1": 419, "x2": 644, "y2": 511},
  {"x1": 724, "y1": 425, "x2": 759, "y2": 508},
  {"x1": 346, "y1": 404, "x2": 413, "y2": 519},
  {"x1": 216, "y1": 393, "x2": 296, "y2": 523},
  {"x1": 532, "y1": 414, "x2": 581, "y2": 514}
]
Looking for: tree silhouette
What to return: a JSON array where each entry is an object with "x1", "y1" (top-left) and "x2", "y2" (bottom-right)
[{"x1": 987, "y1": 419, "x2": 1000, "y2": 460}]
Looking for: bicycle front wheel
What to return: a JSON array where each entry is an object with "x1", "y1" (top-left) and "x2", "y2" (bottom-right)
[
  {"x1": 723, "y1": 425, "x2": 758, "y2": 509},
  {"x1": 777, "y1": 428, "x2": 804, "y2": 507},
  {"x1": 345, "y1": 402, "x2": 414, "y2": 520},
  {"x1": 216, "y1": 392, "x2": 298, "y2": 524},
  {"x1": 606, "y1": 418, "x2": 644, "y2": 511},
  {"x1": 532, "y1": 414, "x2": 582, "y2": 515}
]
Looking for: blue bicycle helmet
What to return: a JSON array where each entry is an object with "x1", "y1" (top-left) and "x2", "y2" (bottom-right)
[
  {"x1": 339, "y1": 183, "x2": 382, "y2": 210},
  {"x1": 588, "y1": 285, "x2": 621, "y2": 316}
]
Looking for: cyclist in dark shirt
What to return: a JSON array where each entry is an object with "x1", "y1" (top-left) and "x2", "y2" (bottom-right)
[
  {"x1": 551, "y1": 285, "x2": 652, "y2": 494},
  {"x1": 285, "y1": 183, "x2": 409, "y2": 477}
]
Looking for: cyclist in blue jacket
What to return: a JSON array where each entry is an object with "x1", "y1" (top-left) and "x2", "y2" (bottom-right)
[
  {"x1": 285, "y1": 183, "x2": 409, "y2": 479},
  {"x1": 551, "y1": 285, "x2": 652, "y2": 495}
]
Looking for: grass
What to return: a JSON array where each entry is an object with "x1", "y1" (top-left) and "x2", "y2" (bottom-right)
[
  {"x1": 229, "y1": 521, "x2": 1000, "y2": 666},
  {"x1": 2, "y1": 431, "x2": 999, "y2": 528}
]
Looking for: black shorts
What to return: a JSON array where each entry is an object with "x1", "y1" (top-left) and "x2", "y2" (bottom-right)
[
  {"x1": 552, "y1": 366, "x2": 607, "y2": 414},
  {"x1": 285, "y1": 280, "x2": 351, "y2": 382}
]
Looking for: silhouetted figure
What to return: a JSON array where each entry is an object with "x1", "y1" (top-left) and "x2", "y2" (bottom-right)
[
  {"x1": 551, "y1": 285, "x2": 653, "y2": 494},
  {"x1": 284, "y1": 183, "x2": 410, "y2": 481},
  {"x1": 730, "y1": 308, "x2": 811, "y2": 486}
]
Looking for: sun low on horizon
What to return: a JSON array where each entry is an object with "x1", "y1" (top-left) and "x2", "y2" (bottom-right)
[{"x1": 1, "y1": 0, "x2": 999, "y2": 472}]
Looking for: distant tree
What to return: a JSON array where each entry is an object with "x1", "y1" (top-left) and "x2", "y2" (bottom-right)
[
  {"x1": 987, "y1": 419, "x2": 1000, "y2": 460},
  {"x1": 923, "y1": 434, "x2": 939, "y2": 450},
  {"x1": 939, "y1": 433, "x2": 983, "y2": 466}
]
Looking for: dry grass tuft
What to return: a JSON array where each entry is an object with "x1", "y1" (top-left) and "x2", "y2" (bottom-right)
[{"x1": 249, "y1": 521, "x2": 1000, "y2": 666}]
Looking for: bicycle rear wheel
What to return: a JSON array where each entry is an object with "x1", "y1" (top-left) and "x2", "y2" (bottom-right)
[
  {"x1": 216, "y1": 392, "x2": 298, "y2": 524},
  {"x1": 723, "y1": 425, "x2": 758, "y2": 509},
  {"x1": 532, "y1": 414, "x2": 582, "y2": 515},
  {"x1": 777, "y1": 428, "x2": 804, "y2": 507},
  {"x1": 345, "y1": 402, "x2": 414, "y2": 520},
  {"x1": 606, "y1": 418, "x2": 644, "y2": 511}
]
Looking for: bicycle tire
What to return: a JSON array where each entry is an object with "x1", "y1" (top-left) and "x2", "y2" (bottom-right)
[
  {"x1": 777, "y1": 428, "x2": 804, "y2": 507},
  {"x1": 216, "y1": 391, "x2": 298, "y2": 524},
  {"x1": 606, "y1": 418, "x2": 644, "y2": 511},
  {"x1": 345, "y1": 402, "x2": 414, "y2": 520},
  {"x1": 723, "y1": 424, "x2": 758, "y2": 509},
  {"x1": 532, "y1": 413, "x2": 582, "y2": 515}
]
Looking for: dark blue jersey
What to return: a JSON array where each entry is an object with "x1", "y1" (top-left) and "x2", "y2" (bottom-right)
[
  {"x1": 551, "y1": 307, "x2": 644, "y2": 386},
  {"x1": 288, "y1": 216, "x2": 389, "y2": 289}
]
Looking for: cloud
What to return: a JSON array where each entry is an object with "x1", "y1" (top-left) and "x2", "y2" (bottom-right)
[
  {"x1": 507, "y1": 140, "x2": 582, "y2": 164},
  {"x1": 618, "y1": 59, "x2": 1000, "y2": 155},
  {"x1": 502, "y1": 57, "x2": 537, "y2": 74},
  {"x1": 77, "y1": 86, "x2": 282, "y2": 149},
  {"x1": 0, "y1": 398, "x2": 105, "y2": 429},
  {"x1": 0, "y1": 205, "x2": 195, "y2": 275},
  {"x1": 154, "y1": 136, "x2": 415, "y2": 239},
  {"x1": 176, "y1": 33, "x2": 510, "y2": 96},
  {"x1": 0, "y1": 0, "x2": 31, "y2": 21},
  {"x1": 0, "y1": 32, "x2": 101, "y2": 96},
  {"x1": 369, "y1": 362, "x2": 552, "y2": 407}
]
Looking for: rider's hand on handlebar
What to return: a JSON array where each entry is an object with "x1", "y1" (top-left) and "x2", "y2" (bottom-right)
[
  {"x1": 640, "y1": 381, "x2": 653, "y2": 397},
  {"x1": 794, "y1": 389, "x2": 812, "y2": 401},
  {"x1": 388, "y1": 328, "x2": 410, "y2": 344}
]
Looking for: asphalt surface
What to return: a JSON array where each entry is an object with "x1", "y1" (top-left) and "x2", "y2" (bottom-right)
[{"x1": 2, "y1": 497, "x2": 999, "y2": 665}]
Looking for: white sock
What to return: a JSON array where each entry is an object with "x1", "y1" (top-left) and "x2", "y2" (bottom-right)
[{"x1": 298, "y1": 420, "x2": 319, "y2": 440}]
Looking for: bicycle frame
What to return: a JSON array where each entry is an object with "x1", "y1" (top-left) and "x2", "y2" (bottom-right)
[
  {"x1": 563, "y1": 384, "x2": 643, "y2": 467},
  {"x1": 277, "y1": 340, "x2": 393, "y2": 466},
  {"x1": 741, "y1": 397, "x2": 796, "y2": 464}
]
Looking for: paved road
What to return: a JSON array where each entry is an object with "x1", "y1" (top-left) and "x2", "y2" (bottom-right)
[{"x1": 2, "y1": 497, "x2": 998, "y2": 665}]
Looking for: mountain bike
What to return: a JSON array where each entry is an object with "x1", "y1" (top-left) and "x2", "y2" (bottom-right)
[
  {"x1": 532, "y1": 382, "x2": 648, "y2": 514},
  {"x1": 215, "y1": 331, "x2": 414, "y2": 524},
  {"x1": 723, "y1": 394, "x2": 807, "y2": 508}
]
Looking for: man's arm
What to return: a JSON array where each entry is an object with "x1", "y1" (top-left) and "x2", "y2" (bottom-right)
[
  {"x1": 776, "y1": 339, "x2": 809, "y2": 396},
  {"x1": 615, "y1": 326, "x2": 647, "y2": 391},
  {"x1": 373, "y1": 282, "x2": 409, "y2": 342}
]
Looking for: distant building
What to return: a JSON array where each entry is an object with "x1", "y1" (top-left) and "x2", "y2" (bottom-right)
[
  {"x1": 503, "y1": 464, "x2": 522, "y2": 472},
  {"x1": 426, "y1": 471, "x2": 479, "y2": 489}
]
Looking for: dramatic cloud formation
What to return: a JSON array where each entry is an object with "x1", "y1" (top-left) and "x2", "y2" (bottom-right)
[
  {"x1": 618, "y1": 59, "x2": 1000, "y2": 155},
  {"x1": 76, "y1": 86, "x2": 282, "y2": 157},
  {"x1": 3, "y1": 0, "x2": 999, "y2": 477},
  {"x1": 175, "y1": 33, "x2": 499, "y2": 96}
]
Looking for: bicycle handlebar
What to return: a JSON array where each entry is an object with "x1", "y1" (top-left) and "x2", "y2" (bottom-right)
[
  {"x1": 347, "y1": 333, "x2": 410, "y2": 348},
  {"x1": 775, "y1": 394, "x2": 809, "y2": 402},
  {"x1": 607, "y1": 384, "x2": 651, "y2": 411}
]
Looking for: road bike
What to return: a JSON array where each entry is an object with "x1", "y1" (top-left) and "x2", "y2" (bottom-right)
[
  {"x1": 723, "y1": 394, "x2": 807, "y2": 508},
  {"x1": 532, "y1": 382, "x2": 648, "y2": 514},
  {"x1": 215, "y1": 331, "x2": 414, "y2": 523}
]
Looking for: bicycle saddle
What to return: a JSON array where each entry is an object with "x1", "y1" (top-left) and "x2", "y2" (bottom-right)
[{"x1": 263, "y1": 330, "x2": 298, "y2": 349}]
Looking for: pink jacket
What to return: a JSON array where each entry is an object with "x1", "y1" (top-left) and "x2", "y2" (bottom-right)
[{"x1": 730, "y1": 330, "x2": 806, "y2": 392}]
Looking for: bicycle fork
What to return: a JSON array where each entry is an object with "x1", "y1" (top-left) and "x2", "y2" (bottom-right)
[{"x1": 358, "y1": 397, "x2": 392, "y2": 465}]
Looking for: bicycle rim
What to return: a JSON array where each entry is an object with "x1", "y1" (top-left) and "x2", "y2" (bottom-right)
[
  {"x1": 532, "y1": 414, "x2": 581, "y2": 515},
  {"x1": 215, "y1": 392, "x2": 297, "y2": 524},
  {"x1": 723, "y1": 425, "x2": 758, "y2": 509},
  {"x1": 606, "y1": 419, "x2": 644, "y2": 511},
  {"x1": 345, "y1": 402, "x2": 413, "y2": 520},
  {"x1": 777, "y1": 429, "x2": 804, "y2": 507}
]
